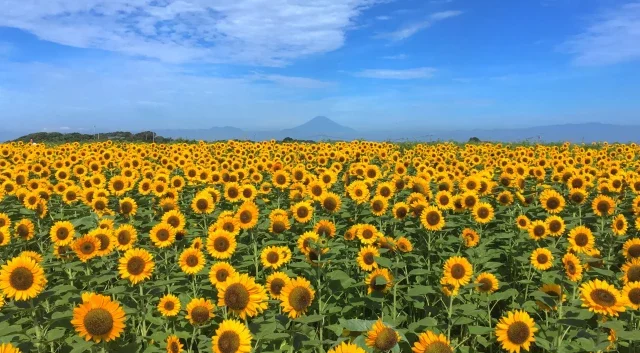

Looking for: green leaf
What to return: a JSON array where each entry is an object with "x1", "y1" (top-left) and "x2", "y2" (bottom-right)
[
  {"x1": 407, "y1": 285, "x2": 435, "y2": 296},
  {"x1": 46, "y1": 327, "x2": 66, "y2": 341},
  {"x1": 339, "y1": 318, "x2": 377, "y2": 332},
  {"x1": 467, "y1": 326, "x2": 492, "y2": 335},
  {"x1": 295, "y1": 315, "x2": 324, "y2": 324}
]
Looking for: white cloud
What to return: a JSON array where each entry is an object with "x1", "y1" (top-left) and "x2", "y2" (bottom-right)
[
  {"x1": 382, "y1": 54, "x2": 408, "y2": 60},
  {"x1": 0, "y1": 0, "x2": 384, "y2": 66},
  {"x1": 249, "y1": 73, "x2": 333, "y2": 88},
  {"x1": 375, "y1": 10, "x2": 462, "y2": 41},
  {"x1": 562, "y1": 2, "x2": 640, "y2": 66},
  {"x1": 354, "y1": 67, "x2": 436, "y2": 79}
]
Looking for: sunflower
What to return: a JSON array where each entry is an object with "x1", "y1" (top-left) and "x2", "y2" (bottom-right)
[
  {"x1": 366, "y1": 268, "x2": 393, "y2": 294},
  {"x1": 206, "y1": 230, "x2": 237, "y2": 260},
  {"x1": 317, "y1": 192, "x2": 340, "y2": 214},
  {"x1": 0, "y1": 213, "x2": 10, "y2": 228},
  {"x1": 179, "y1": 248, "x2": 206, "y2": 275},
  {"x1": 623, "y1": 238, "x2": 640, "y2": 259},
  {"x1": 569, "y1": 188, "x2": 587, "y2": 204},
  {"x1": 209, "y1": 262, "x2": 237, "y2": 288},
  {"x1": 266, "y1": 272, "x2": 290, "y2": 300},
  {"x1": 162, "y1": 210, "x2": 186, "y2": 231},
  {"x1": 435, "y1": 190, "x2": 453, "y2": 210},
  {"x1": 217, "y1": 215, "x2": 241, "y2": 236},
  {"x1": 472, "y1": 202, "x2": 494, "y2": 224},
  {"x1": 0, "y1": 226, "x2": 10, "y2": 247},
  {"x1": 365, "y1": 319, "x2": 400, "y2": 351},
  {"x1": 592, "y1": 194, "x2": 616, "y2": 217},
  {"x1": 49, "y1": 221, "x2": 75, "y2": 246},
  {"x1": 369, "y1": 195, "x2": 389, "y2": 217},
  {"x1": 260, "y1": 246, "x2": 285, "y2": 270},
  {"x1": 91, "y1": 196, "x2": 110, "y2": 216},
  {"x1": 357, "y1": 246, "x2": 380, "y2": 272},
  {"x1": 327, "y1": 342, "x2": 366, "y2": 353},
  {"x1": 621, "y1": 258, "x2": 640, "y2": 284},
  {"x1": 0, "y1": 293, "x2": 4, "y2": 310},
  {"x1": 420, "y1": 206, "x2": 445, "y2": 231},
  {"x1": 73, "y1": 234, "x2": 101, "y2": 262},
  {"x1": 0, "y1": 343, "x2": 20, "y2": 353},
  {"x1": 158, "y1": 294, "x2": 181, "y2": 317},
  {"x1": 527, "y1": 220, "x2": 547, "y2": 241},
  {"x1": 622, "y1": 282, "x2": 640, "y2": 310},
  {"x1": 291, "y1": 201, "x2": 313, "y2": 223},
  {"x1": 118, "y1": 248, "x2": 154, "y2": 284},
  {"x1": 150, "y1": 223, "x2": 176, "y2": 248},
  {"x1": 461, "y1": 228, "x2": 480, "y2": 248},
  {"x1": 475, "y1": 272, "x2": 499, "y2": 294},
  {"x1": 314, "y1": 220, "x2": 336, "y2": 238},
  {"x1": 191, "y1": 192, "x2": 215, "y2": 214},
  {"x1": 580, "y1": 279, "x2": 626, "y2": 316},
  {"x1": 530, "y1": 248, "x2": 553, "y2": 271},
  {"x1": 539, "y1": 189, "x2": 565, "y2": 214},
  {"x1": 536, "y1": 284, "x2": 565, "y2": 311},
  {"x1": 442, "y1": 256, "x2": 473, "y2": 287},
  {"x1": 412, "y1": 330, "x2": 453, "y2": 353},
  {"x1": 495, "y1": 310, "x2": 537, "y2": 353},
  {"x1": 395, "y1": 237, "x2": 413, "y2": 252},
  {"x1": 166, "y1": 335, "x2": 184, "y2": 353},
  {"x1": 392, "y1": 202, "x2": 409, "y2": 220},
  {"x1": 563, "y1": 253, "x2": 583, "y2": 282},
  {"x1": 185, "y1": 298, "x2": 215, "y2": 325},
  {"x1": 236, "y1": 201, "x2": 259, "y2": 230},
  {"x1": 0, "y1": 255, "x2": 46, "y2": 301},
  {"x1": 280, "y1": 277, "x2": 315, "y2": 319},
  {"x1": 114, "y1": 224, "x2": 137, "y2": 251},
  {"x1": 297, "y1": 231, "x2": 320, "y2": 255},
  {"x1": 71, "y1": 293, "x2": 126, "y2": 342},
  {"x1": 515, "y1": 215, "x2": 530, "y2": 230},
  {"x1": 212, "y1": 319, "x2": 253, "y2": 353},
  {"x1": 20, "y1": 251, "x2": 42, "y2": 264},
  {"x1": 217, "y1": 274, "x2": 268, "y2": 319},
  {"x1": 568, "y1": 226, "x2": 594, "y2": 254},
  {"x1": 348, "y1": 181, "x2": 371, "y2": 204},
  {"x1": 15, "y1": 219, "x2": 35, "y2": 240},
  {"x1": 612, "y1": 214, "x2": 628, "y2": 236}
]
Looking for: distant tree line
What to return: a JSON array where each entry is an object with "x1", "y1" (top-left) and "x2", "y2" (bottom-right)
[{"x1": 13, "y1": 131, "x2": 172, "y2": 143}]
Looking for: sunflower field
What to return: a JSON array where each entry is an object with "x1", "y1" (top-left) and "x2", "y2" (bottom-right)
[{"x1": 0, "y1": 140, "x2": 639, "y2": 353}]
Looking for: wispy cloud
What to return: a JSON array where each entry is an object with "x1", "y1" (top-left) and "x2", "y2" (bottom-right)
[
  {"x1": 249, "y1": 73, "x2": 334, "y2": 88},
  {"x1": 354, "y1": 67, "x2": 436, "y2": 79},
  {"x1": 382, "y1": 54, "x2": 408, "y2": 60},
  {"x1": 0, "y1": 0, "x2": 387, "y2": 66},
  {"x1": 561, "y1": 2, "x2": 640, "y2": 66},
  {"x1": 375, "y1": 11, "x2": 462, "y2": 41},
  {"x1": 376, "y1": 15, "x2": 391, "y2": 20}
]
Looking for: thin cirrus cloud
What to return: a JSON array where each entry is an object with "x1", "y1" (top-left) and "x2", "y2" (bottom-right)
[
  {"x1": 375, "y1": 10, "x2": 462, "y2": 41},
  {"x1": 0, "y1": 0, "x2": 386, "y2": 67},
  {"x1": 354, "y1": 67, "x2": 436, "y2": 79},
  {"x1": 561, "y1": 2, "x2": 640, "y2": 66}
]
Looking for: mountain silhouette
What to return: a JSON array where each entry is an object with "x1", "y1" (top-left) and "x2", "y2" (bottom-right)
[{"x1": 279, "y1": 116, "x2": 357, "y2": 140}]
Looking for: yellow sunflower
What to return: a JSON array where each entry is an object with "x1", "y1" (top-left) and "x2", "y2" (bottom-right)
[
  {"x1": 563, "y1": 253, "x2": 583, "y2": 282},
  {"x1": 475, "y1": 272, "x2": 499, "y2": 294},
  {"x1": 158, "y1": 294, "x2": 181, "y2": 317},
  {"x1": 209, "y1": 262, "x2": 237, "y2": 288},
  {"x1": 539, "y1": 189, "x2": 565, "y2": 214},
  {"x1": 291, "y1": 201, "x2": 313, "y2": 223},
  {"x1": 392, "y1": 202, "x2": 409, "y2": 220},
  {"x1": 536, "y1": 284, "x2": 565, "y2": 311},
  {"x1": 515, "y1": 215, "x2": 530, "y2": 230},
  {"x1": 162, "y1": 210, "x2": 186, "y2": 231},
  {"x1": 412, "y1": 330, "x2": 453, "y2": 353},
  {"x1": 327, "y1": 342, "x2": 366, "y2": 353},
  {"x1": 0, "y1": 255, "x2": 47, "y2": 301},
  {"x1": 592, "y1": 194, "x2": 616, "y2": 217},
  {"x1": 356, "y1": 224, "x2": 379, "y2": 245},
  {"x1": 269, "y1": 214, "x2": 290, "y2": 234},
  {"x1": 206, "y1": 230, "x2": 237, "y2": 260},
  {"x1": 178, "y1": 248, "x2": 205, "y2": 275},
  {"x1": 260, "y1": 246, "x2": 285, "y2": 270},
  {"x1": 212, "y1": 319, "x2": 253, "y2": 353},
  {"x1": 50, "y1": 221, "x2": 75, "y2": 245},
  {"x1": 370, "y1": 195, "x2": 389, "y2": 216},
  {"x1": 472, "y1": 202, "x2": 494, "y2": 224},
  {"x1": 166, "y1": 335, "x2": 183, "y2": 353},
  {"x1": 545, "y1": 216, "x2": 565, "y2": 237},
  {"x1": 623, "y1": 238, "x2": 640, "y2": 259},
  {"x1": 395, "y1": 237, "x2": 413, "y2": 253},
  {"x1": 72, "y1": 234, "x2": 100, "y2": 262},
  {"x1": 71, "y1": 293, "x2": 126, "y2": 342},
  {"x1": 442, "y1": 256, "x2": 473, "y2": 287},
  {"x1": 297, "y1": 231, "x2": 320, "y2": 255},
  {"x1": 314, "y1": 220, "x2": 337, "y2": 238},
  {"x1": 622, "y1": 282, "x2": 640, "y2": 310},
  {"x1": 266, "y1": 272, "x2": 290, "y2": 300},
  {"x1": 114, "y1": 224, "x2": 137, "y2": 251},
  {"x1": 621, "y1": 258, "x2": 640, "y2": 284},
  {"x1": 118, "y1": 197, "x2": 137, "y2": 217},
  {"x1": 0, "y1": 343, "x2": 20, "y2": 353},
  {"x1": 357, "y1": 246, "x2": 380, "y2": 272},
  {"x1": 495, "y1": 310, "x2": 537, "y2": 353},
  {"x1": 20, "y1": 251, "x2": 42, "y2": 264},
  {"x1": 118, "y1": 248, "x2": 154, "y2": 284},
  {"x1": 0, "y1": 226, "x2": 10, "y2": 247},
  {"x1": 530, "y1": 248, "x2": 554, "y2": 271},
  {"x1": 91, "y1": 196, "x2": 111, "y2": 216},
  {"x1": 0, "y1": 213, "x2": 11, "y2": 228},
  {"x1": 217, "y1": 215, "x2": 241, "y2": 236},
  {"x1": 321, "y1": 192, "x2": 342, "y2": 213},
  {"x1": 89, "y1": 228, "x2": 115, "y2": 257},
  {"x1": 461, "y1": 228, "x2": 480, "y2": 248},
  {"x1": 235, "y1": 201, "x2": 259, "y2": 230},
  {"x1": 150, "y1": 223, "x2": 176, "y2": 248},
  {"x1": 280, "y1": 277, "x2": 315, "y2": 319},
  {"x1": 420, "y1": 206, "x2": 445, "y2": 231},
  {"x1": 612, "y1": 214, "x2": 628, "y2": 236},
  {"x1": 366, "y1": 268, "x2": 394, "y2": 294},
  {"x1": 217, "y1": 273, "x2": 268, "y2": 319},
  {"x1": 191, "y1": 192, "x2": 215, "y2": 214},
  {"x1": 15, "y1": 219, "x2": 35, "y2": 240},
  {"x1": 185, "y1": 298, "x2": 215, "y2": 326},
  {"x1": 568, "y1": 226, "x2": 594, "y2": 254},
  {"x1": 365, "y1": 319, "x2": 400, "y2": 352},
  {"x1": 580, "y1": 279, "x2": 626, "y2": 317},
  {"x1": 527, "y1": 220, "x2": 547, "y2": 241}
]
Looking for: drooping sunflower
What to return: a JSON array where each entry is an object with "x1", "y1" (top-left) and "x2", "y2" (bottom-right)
[
  {"x1": 365, "y1": 319, "x2": 400, "y2": 352},
  {"x1": 527, "y1": 220, "x2": 547, "y2": 241},
  {"x1": 162, "y1": 210, "x2": 186, "y2": 231},
  {"x1": 472, "y1": 202, "x2": 494, "y2": 224},
  {"x1": 515, "y1": 215, "x2": 530, "y2": 230},
  {"x1": 118, "y1": 248, "x2": 154, "y2": 284},
  {"x1": 327, "y1": 342, "x2": 366, "y2": 353},
  {"x1": 536, "y1": 284, "x2": 565, "y2": 311},
  {"x1": 158, "y1": 294, "x2": 181, "y2": 317},
  {"x1": 623, "y1": 238, "x2": 640, "y2": 259},
  {"x1": 179, "y1": 248, "x2": 206, "y2": 275},
  {"x1": 212, "y1": 319, "x2": 253, "y2": 353},
  {"x1": 539, "y1": 189, "x2": 565, "y2": 214},
  {"x1": 150, "y1": 223, "x2": 176, "y2": 248},
  {"x1": 217, "y1": 274, "x2": 268, "y2": 319},
  {"x1": 0, "y1": 255, "x2": 46, "y2": 301},
  {"x1": 366, "y1": 268, "x2": 393, "y2": 294},
  {"x1": 209, "y1": 262, "x2": 237, "y2": 288},
  {"x1": 166, "y1": 335, "x2": 183, "y2": 353},
  {"x1": 260, "y1": 246, "x2": 285, "y2": 270},
  {"x1": 395, "y1": 237, "x2": 413, "y2": 253},
  {"x1": 622, "y1": 282, "x2": 640, "y2": 310},
  {"x1": 621, "y1": 258, "x2": 640, "y2": 284},
  {"x1": 71, "y1": 293, "x2": 126, "y2": 342},
  {"x1": 568, "y1": 226, "x2": 595, "y2": 254},
  {"x1": 206, "y1": 230, "x2": 237, "y2": 260},
  {"x1": 73, "y1": 234, "x2": 101, "y2": 262},
  {"x1": 420, "y1": 206, "x2": 445, "y2": 231},
  {"x1": 475, "y1": 272, "x2": 499, "y2": 294},
  {"x1": 291, "y1": 201, "x2": 313, "y2": 223},
  {"x1": 592, "y1": 194, "x2": 616, "y2": 217},
  {"x1": 185, "y1": 298, "x2": 215, "y2": 326},
  {"x1": 15, "y1": 219, "x2": 35, "y2": 240},
  {"x1": 530, "y1": 248, "x2": 554, "y2": 271},
  {"x1": 612, "y1": 214, "x2": 628, "y2": 236},
  {"x1": 20, "y1": 251, "x2": 42, "y2": 264},
  {"x1": 321, "y1": 192, "x2": 342, "y2": 213},
  {"x1": 442, "y1": 256, "x2": 473, "y2": 287},
  {"x1": 191, "y1": 192, "x2": 215, "y2": 214},
  {"x1": 235, "y1": 201, "x2": 259, "y2": 230},
  {"x1": 280, "y1": 277, "x2": 315, "y2": 319},
  {"x1": 412, "y1": 330, "x2": 453, "y2": 353},
  {"x1": 114, "y1": 224, "x2": 137, "y2": 251},
  {"x1": 461, "y1": 228, "x2": 480, "y2": 248},
  {"x1": 266, "y1": 272, "x2": 290, "y2": 300},
  {"x1": 563, "y1": 253, "x2": 583, "y2": 282},
  {"x1": 495, "y1": 310, "x2": 537, "y2": 353},
  {"x1": 357, "y1": 246, "x2": 380, "y2": 272},
  {"x1": 580, "y1": 279, "x2": 626, "y2": 317},
  {"x1": 50, "y1": 221, "x2": 75, "y2": 246}
]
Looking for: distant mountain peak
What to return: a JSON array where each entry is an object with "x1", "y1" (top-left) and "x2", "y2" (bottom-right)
[{"x1": 281, "y1": 116, "x2": 357, "y2": 140}]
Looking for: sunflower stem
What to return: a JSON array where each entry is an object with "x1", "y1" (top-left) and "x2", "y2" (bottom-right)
[{"x1": 446, "y1": 293, "x2": 454, "y2": 342}]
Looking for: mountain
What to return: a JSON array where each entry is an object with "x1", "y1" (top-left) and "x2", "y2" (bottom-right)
[
  {"x1": 156, "y1": 126, "x2": 246, "y2": 141},
  {"x1": 279, "y1": 116, "x2": 358, "y2": 140}
]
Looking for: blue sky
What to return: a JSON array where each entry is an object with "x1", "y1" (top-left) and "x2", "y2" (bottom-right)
[{"x1": 0, "y1": 0, "x2": 639, "y2": 132}]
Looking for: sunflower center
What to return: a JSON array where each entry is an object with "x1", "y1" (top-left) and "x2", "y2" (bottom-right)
[
  {"x1": 216, "y1": 331, "x2": 240, "y2": 353},
  {"x1": 271, "y1": 220, "x2": 286, "y2": 234},
  {"x1": 478, "y1": 207, "x2": 490, "y2": 219},
  {"x1": 94, "y1": 200, "x2": 106, "y2": 211},
  {"x1": 615, "y1": 220, "x2": 625, "y2": 230},
  {"x1": 266, "y1": 251, "x2": 279, "y2": 264},
  {"x1": 196, "y1": 199, "x2": 209, "y2": 210},
  {"x1": 426, "y1": 211, "x2": 440, "y2": 226},
  {"x1": 518, "y1": 219, "x2": 527, "y2": 227},
  {"x1": 590, "y1": 289, "x2": 616, "y2": 307},
  {"x1": 506, "y1": 321, "x2": 531, "y2": 345},
  {"x1": 323, "y1": 198, "x2": 337, "y2": 211},
  {"x1": 629, "y1": 245, "x2": 640, "y2": 258},
  {"x1": 546, "y1": 198, "x2": 560, "y2": 210},
  {"x1": 56, "y1": 227, "x2": 69, "y2": 240},
  {"x1": 374, "y1": 327, "x2": 398, "y2": 351},
  {"x1": 478, "y1": 278, "x2": 492, "y2": 292},
  {"x1": 164, "y1": 216, "x2": 179, "y2": 228},
  {"x1": 566, "y1": 261, "x2": 576, "y2": 274},
  {"x1": 628, "y1": 288, "x2": 640, "y2": 305},
  {"x1": 549, "y1": 220, "x2": 562, "y2": 233},
  {"x1": 169, "y1": 342, "x2": 180, "y2": 353},
  {"x1": 571, "y1": 193, "x2": 584, "y2": 203},
  {"x1": 395, "y1": 207, "x2": 407, "y2": 218},
  {"x1": 276, "y1": 175, "x2": 286, "y2": 184},
  {"x1": 270, "y1": 278, "x2": 285, "y2": 295},
  {"x1": 536, "y1": 254, "x2": 549, "y2": 264},
  {"x1": 597, "y1": 201, "x2": 610, "y2": 214},
  {"x1": 289, "y1": 287, "x2": 312, "y2": 311},
  {"x1": 81, "y1": 241, "x2": 96, "y2": 254},
  {"x1": 424, "y1": 341, "x2": 453, "y2": 353},
  {"x1": 464, "y1": 197, "x2": 476, "y2": 208},
  {"x1": 121, "y1": 202, "x2": 133, "y2": 214},
  {"x1": 370, "y1": 275, "x2": 387, "y2": 292},
  {"x1": 575, "y1": 233, "x2": 589, "y2": 247},
  {"x1": 296, "y1": 207, "x2": 309, "y2": 218},
  {"x1": 156, "y1": 229, "x2": 170, "y2": 241},
  {"x1": 239, "y1": 210, "x2": 252, "y2": 224},
  {"x1": 83, "y1": 308, "x2": 114, "y2": 336},
  {"x1": 216, "y1": 269, "x2": 229, "y2": 282},
  {"x1": 627, "y1": 266, "x2": 640, "y2": 282},
  {"x1": 372, "y1": 200, "x2": 384, "y2": 212},
  {"x1": 214, "y1": 237, "x2": 230, "y2": 252},
  {"x1": 186, "y1": 255, "x2": 199, "y2": 267},
  {"x1": 533, "y1": 225, "x2": 545, "y2": 237},
  {"x1": 450, "y1": 264, "x2": 466, "y2": 279},
  {"x1": 127, "y1": 256, "x2": 146, "y2": 275},
  {"x1": 96, "y1": 234, "x2": 110, "y2": 251},
  {"x1": 9, "y1": 267, "x2": 34, "y2": 290},
  {"x1": 224, "y1": 283, "x2": 250, "y2": 310},
  {"x1": 163, "y1": 301, "x2": 175, "y2": 311},
  {"x1": 117, "y1": 231, "x2": 131, "y2": 245},
  {"x1": 363, "y1": 252, "x2": 375, "y2": 265},
  {"x1": 17, "y1": 224, "x2": 29, "y2": 238},
  {"x1": 190, "y1": 306, "x2": 210, "y2": 324}
]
